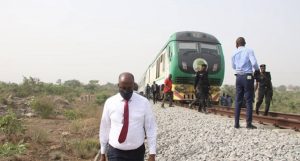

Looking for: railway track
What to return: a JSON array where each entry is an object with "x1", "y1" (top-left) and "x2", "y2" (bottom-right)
[{"x1": 178, "y1": 103, "x2": 300, "y2": 131}]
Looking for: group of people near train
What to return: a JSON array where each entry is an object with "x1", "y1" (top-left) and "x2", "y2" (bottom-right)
[{"x1": 98, "y1": 37, "x2": 273, "y2": 161}]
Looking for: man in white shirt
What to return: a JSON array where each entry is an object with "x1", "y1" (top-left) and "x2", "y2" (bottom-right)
[{"x1": 99, "y1": 72, "x2": 157, "y2": 161}]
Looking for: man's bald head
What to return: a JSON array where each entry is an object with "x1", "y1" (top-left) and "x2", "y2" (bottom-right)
[
  {"x1": 236, "y1": 37, "x2": 246, "y2": 48},
  {"x1": 119, "y1": 72, "x2": 134, "y2": 82},
  {"x1": 118, "y1": 72, "x2": 135, "y2": 92}
]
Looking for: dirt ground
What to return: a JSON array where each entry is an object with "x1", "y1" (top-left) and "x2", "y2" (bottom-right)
[{"x1": 0, "y1": 104, "x2": 102, "y2": 161}]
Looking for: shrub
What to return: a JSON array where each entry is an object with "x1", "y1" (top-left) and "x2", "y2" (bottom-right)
[
  {"x1": 28, "y1": 127, "x2": 49, "y2": 144},
  {"x1": 95, "y1": 93, "x2": 110, "y2": 105},
  {"x1": 0, "y1": 110, "x2": 24, "y2": 137},
  {"x1": 64, "y1": 109, "x2": 81, "y2": 120},
  {"x1": 70, "y1": 119, "x2": 84, "y2": 133},
  {"x1": 31, "y1": 97, "x2": 55, "y2": 118},
  {"x1": 71, "y1": 139, "x2": 99, "y2": 159},
  {"x1": 0, "y1": 141, "x2": 26, "y2": 157}
]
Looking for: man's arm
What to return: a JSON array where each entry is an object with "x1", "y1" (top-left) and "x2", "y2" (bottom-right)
[
  {"x1": 99, "y1": 100, "x2": 111, "y2": 155},
  {"x1": 144, "y1": 101, "x2": 157, "y2": 157},
  {"x1": 248, "y1": 50, "x2": 259, "y2": 71},
  {"x1": 255, "y1": 81, "x2": 259, "y2": 91},
  {"x1": 231, "y1": 54, "x2": 236, "y2": 70},
  {"x1": 194, "y1": 73, "x2": 199, "y2": 89}
]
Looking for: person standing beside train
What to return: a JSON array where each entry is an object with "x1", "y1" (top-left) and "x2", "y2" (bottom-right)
[
  {"x1": 232, "y1": 37, "x2": 260, "y2": 129},
  {"x1": 255, "y1": 64, "x2": 273, "y2": 116},
  {"x1": 161, "y1": 74, "x2": 173, "y2": 108},
  {"x1": 193, "y1": 64, "x2": 210, "y2": 113},
  {"x1": 145, "y1": 84, "x2": 151, "y2": 99},
  {"x1": 151, "y1": 81, "x2": 159, "y2": 104}
]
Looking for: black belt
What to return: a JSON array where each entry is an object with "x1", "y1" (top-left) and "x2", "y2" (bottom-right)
[
  {"x1": 235, "y1": 73, "x2": 252, "y2": 76},
  {"x1": 108, "y1": 144, "x2": 145, "y2": 152}
]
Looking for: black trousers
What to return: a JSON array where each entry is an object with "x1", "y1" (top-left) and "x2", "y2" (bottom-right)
[
  {"x1": 162, "y1": 91, "x2": 173, "y2": 107},
  {"x1": 107, "y1": 144, "x2": 145, "y2": 161},
  {"x1": 256, "y1": 88, "x2": 273, "y2": 115},
  {"x1": 152, "y1": 92, "x2": 157, "y2": 104},
  {"x1": 235, "y1": 74, "x2": 254, "y2": 126}
]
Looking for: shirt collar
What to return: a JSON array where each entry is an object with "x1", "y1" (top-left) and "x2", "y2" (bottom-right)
[{"x1": 237, "y1": 46, "x2": 245, "y2": 50}]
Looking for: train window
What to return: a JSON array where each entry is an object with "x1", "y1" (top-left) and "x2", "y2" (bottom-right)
[
  {"x1": 200, "y1": 43, "x2": 219, "y2": 55},
  {"x1": 178, "y1": 42, "x2": 197, "y2": 50},
  {"x1": 162, "y1": 54, "x2": 165, "y2": 72},
  {"x1": 168, "y1": 46, "x2": 172, "y2": 61}
]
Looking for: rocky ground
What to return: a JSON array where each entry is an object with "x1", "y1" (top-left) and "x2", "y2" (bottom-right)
[{"x1": 147, "y1": 103, "x2": 300, "y2": 161}]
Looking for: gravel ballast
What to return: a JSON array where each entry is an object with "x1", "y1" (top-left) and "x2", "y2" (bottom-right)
[{"x1": 146, "y1": 103, "x2": 300, "y2": 161}]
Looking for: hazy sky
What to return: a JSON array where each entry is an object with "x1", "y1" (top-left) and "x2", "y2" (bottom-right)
[{"x1": 1, "y1": 0, "x2": 300, "y2": 86}]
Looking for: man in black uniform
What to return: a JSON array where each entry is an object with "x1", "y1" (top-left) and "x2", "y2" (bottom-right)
[
  {"x1": 255, "y1": 64, "x2": 273, "y2": 116},
  {"x1": 145, "y1": 84, "x2": 151, "y2": 99},
  {"x1": 151, "y1": 81, "x2": 159, "y2": 104},
  {"x1": 190, "y1": 64, "x2": 210, "y2": 113}
]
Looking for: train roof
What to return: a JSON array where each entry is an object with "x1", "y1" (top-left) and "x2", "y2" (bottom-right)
[
  {"x1": 145, "y1": 31, "x2": 221, "y2": 72},
  {"x1": 170, "y1": 31, "x2": 220, "y2": 44}
]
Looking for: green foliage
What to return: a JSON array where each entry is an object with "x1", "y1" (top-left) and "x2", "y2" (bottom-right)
[
  {"x1": 95, "y1": 93, "x2": 110, "y2": 105},
  {"x1": 63, "y1": 80, "x2": 82, "y2": 88},
  {"x1": 0, "y1": 141, "x2": 26, "y2": 157},
  {"x1": 222, "y1": 84, "x2": 300, "y2": 114},
  {"x1": 272, "y1": 90, "x2": 300, "y2": 114},
  {"x1": 64, "y1": 109, "x2": 81, "y2": 120},
  {"x1": 31, "y1": 97, "x2": 55, "y2": 118},
  {"x1": 71, "y1": 139, "x2": 99, "y2": 159},
  {"x1": 0, "y1": 110, "x2": 24, "y2": 137}
]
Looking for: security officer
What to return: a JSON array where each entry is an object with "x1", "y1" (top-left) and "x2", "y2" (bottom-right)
[
  {"x1": 255, "y1": 64, "x2": 273, "y2": 116},
  {"x1": 151, "y1": 81, "x2": 159, "y2": 104},
  {"x1": 191, "y1": 64, "x2": 210, "y2": 113}
]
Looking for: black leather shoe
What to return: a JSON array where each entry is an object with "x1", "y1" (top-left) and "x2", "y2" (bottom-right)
[
  {"x1": 246, "y1": 124, "x2": 257, "y2": 129},
  {"x1": 234, "y1": 125, "x2": 240, "y2": 129}
]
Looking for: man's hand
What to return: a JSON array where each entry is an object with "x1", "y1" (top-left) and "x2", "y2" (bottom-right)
[
  {"x1": 254, "y1": 70, "x2": 260, "y2": 80},
  {"x1": 148, "y1": 154, "x2": 155, "y2": 161},
  {"x1": 100, "y1": 154, "x2": 106, "y2": 161}
]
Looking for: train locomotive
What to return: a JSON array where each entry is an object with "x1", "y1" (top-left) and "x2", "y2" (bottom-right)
[{"x1": 139, "y1": 31, "x2": 225, "y2": 103}]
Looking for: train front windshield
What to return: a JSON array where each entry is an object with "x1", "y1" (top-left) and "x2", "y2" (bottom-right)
[{"x1": 178, "y1": 42, "x2": 221, "y2": 74}]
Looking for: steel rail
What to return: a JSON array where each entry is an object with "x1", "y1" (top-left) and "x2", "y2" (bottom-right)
[
  {"x1": 208, "y1": 107, "x2": 300, "y2": 131},
  {"x1": 176, "y1": 102, "x2": 300, "y2": 131},
  {"x1": 213, "y1": 106, "x2": 300, "y2": 121}
]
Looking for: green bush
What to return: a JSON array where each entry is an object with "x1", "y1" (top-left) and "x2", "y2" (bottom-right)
[
  {"x1": 31, "y1": 97, "x2": 55, "y2": 118},
  {"x1": 95, "y1": 93, "x2": 110, "y2": 105},
  {"x1": 64, "y1": 109, "x2": 81, "y2": 120},
  {"x1": 0, "y1": 141, "x2": 26, "y2": 157},
  {"x1": 0, "y1": 110, "x2": 24, "y2": 137}
]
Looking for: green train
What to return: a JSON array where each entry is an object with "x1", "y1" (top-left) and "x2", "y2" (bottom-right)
[{"x1": 139, "y1": 31, "x2": 225, "y2": 102}]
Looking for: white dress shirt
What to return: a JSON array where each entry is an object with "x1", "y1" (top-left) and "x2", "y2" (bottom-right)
[{"x1": 99, "y1": 92, "x2": 157, "y2": 154}]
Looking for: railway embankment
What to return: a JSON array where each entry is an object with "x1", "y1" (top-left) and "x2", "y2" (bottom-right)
[{"x1": 147, "y1": 103, "x2": 300, "y2": 161}]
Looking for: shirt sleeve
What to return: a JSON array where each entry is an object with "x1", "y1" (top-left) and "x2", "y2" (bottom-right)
[
  {"x1": 144, "y1": 101, "x2": 157, "y2": 154},
  {"x1": 194, "y1": 73, "x2": 199, "y2": 89},
  {"x1": 231, "y1": 54, "x2": 236, "y2": 70},
  {"x1": 99, "y1": 99, "x2": 111, "y2": 154},
  {"x1": 248, "y1": 50, "x2": 259, "y2": 71}
]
